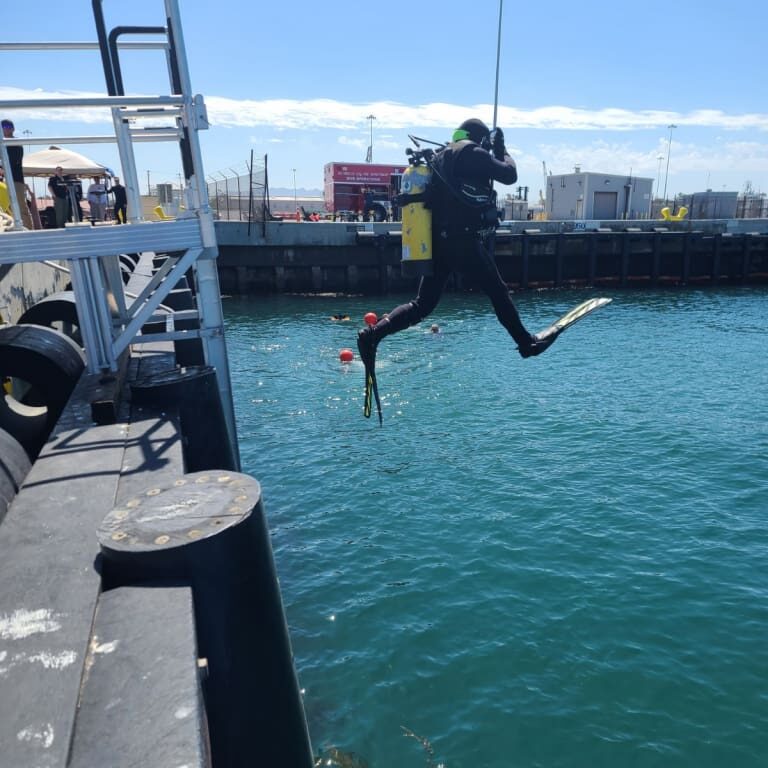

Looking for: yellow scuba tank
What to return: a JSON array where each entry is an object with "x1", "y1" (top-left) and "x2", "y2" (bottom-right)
[{"x1": 400, "y1": 163, "x2": 433, "y2": 277}]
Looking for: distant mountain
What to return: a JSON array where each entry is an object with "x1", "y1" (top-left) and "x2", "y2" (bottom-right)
[{"x1": 270, "y1": 186, "x2": 323, "y2": 198}]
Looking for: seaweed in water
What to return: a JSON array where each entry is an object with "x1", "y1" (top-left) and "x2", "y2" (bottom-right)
[
  {"x1": 401, "y1": 726, "x2": 444, "y2": 767},
  {"x1": 314, "y1": 727, "x2": 444, "y2": 768},
  {"x1": 314, "y1": 746, "x2": 369, "y2": 768}
]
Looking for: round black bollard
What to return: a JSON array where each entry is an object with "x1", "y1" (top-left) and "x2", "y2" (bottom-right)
[
  {"x1": 130, "y1": 365, "x2": 236, "y2": 472},
  {"x1": 97, "y1": 470, "x2": 314, "y2": 768},
  {"x1": 172, "y1": 316, "x2": 206, "y2": 367},
  {"x1": 163, "y1": 288, "x2": 194, "y2": 310}
]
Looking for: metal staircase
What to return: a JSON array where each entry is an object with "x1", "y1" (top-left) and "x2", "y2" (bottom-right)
[{"x1": 0, "y1": 0, "x2": 239, "y2": 467}]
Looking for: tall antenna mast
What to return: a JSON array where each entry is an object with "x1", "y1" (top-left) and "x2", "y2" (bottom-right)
[{"x1": 492, "y1": 0, "x2": 503, "y2": 130}]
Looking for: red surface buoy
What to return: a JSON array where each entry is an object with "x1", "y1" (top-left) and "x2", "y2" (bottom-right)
[
  {"x1": 364, "y1": 312, "x2": 378, "y2": 326},
  {"x1": 339, "y1": 348, "x2": 354, "y2": 363}
]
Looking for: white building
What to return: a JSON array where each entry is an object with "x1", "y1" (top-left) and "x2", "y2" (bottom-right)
[{"x1": 545, "y1": 168, "x2": 654, "y2": 220}]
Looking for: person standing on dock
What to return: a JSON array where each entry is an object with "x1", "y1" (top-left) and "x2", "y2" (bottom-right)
[
  {"x1": 87, "y1": 176, "x2": 108, "y2": 223},
  {"x1": 48, "y1": 166, "x2": 69, "y2": 228},
  {"x1": 1, "y1": 119, "x2": 33, "y2": 229},
  {"x1": 358, "y1": 118, "x2": 556, "y2": 365},
  {"x1": 108, "y1": 176, "x2": 127, "y2": 224}
]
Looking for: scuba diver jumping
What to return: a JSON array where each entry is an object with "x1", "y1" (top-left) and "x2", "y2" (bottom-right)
[{"x1": 357, "y1": 118, "x2": 559, "y2": 423}]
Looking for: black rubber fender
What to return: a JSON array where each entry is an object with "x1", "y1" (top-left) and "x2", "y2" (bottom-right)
[
  {"x1": 120, "y1": 252, "x2": 140, "y2": 270},
  {"x1": 119, "y1": 254, "x2": 137, "y2": 284},
  {"x1": 0, "y1": 426, "x2": 32, "y2": 525},
  {"x1": 0, "y1": 324, "x2": 86, "y2": 458},
  {"x1": 164, "y1": 288, "x2": 194, "y2": 310},
  {"x1": 18, "y1": 291, "x2": 82, "y2": 346},
  {"x1": 131, "y1": 365, "x2": 237, "y2": 472}
]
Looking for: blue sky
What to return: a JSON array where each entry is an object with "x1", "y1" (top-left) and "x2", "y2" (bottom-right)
[{"x1": 3, "y1": 0, "x2": 767, "y2": 200}]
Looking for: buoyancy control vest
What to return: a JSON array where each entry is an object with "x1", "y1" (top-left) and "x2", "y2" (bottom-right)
[{"x1": 429, "y1": 140, "x2": 499, "y2": 235}]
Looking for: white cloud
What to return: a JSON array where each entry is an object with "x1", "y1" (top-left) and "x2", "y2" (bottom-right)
[
  {"x1": 5, "y1": 86, "x2": 767, "y2": 192},
  {"x1": 338, "y1": 135, "x2": 365, "y2": 148},
  {"x1": 206, "y1": 98, "x2": 768, "y2": 133},
  {"x1": 4, "y1": 86, "x2": 768, "y2": 133}
]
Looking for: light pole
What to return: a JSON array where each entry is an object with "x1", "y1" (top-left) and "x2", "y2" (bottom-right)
[
  {"x1": 291, "y1": 168, "x2": 297, "y2": 212},
  {"x1": 662, "y1": 124, "x2": 676, "y2": 203},
  {"x1": 655, "y1": 154, "x2": 664, "y2": 200},
  {"x1": 366, "y1": 114, "x2": 376, "y2": 163},
  {"x1": 146, "y1": 170, "x2": 151, "y2": 196}
]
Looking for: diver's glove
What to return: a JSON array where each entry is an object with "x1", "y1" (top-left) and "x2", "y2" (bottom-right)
[{"x1": 490, "y1": 128, "x2": 506, "y2": 160}]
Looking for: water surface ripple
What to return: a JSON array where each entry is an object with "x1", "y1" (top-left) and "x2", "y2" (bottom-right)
[{"x1": 225, "y1": 288, "x2": 768, "y2": 768}]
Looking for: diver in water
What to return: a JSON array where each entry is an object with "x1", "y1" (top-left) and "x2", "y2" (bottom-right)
[{"x1": 357, "y1": 118, "x2": 557, "y2": 417}]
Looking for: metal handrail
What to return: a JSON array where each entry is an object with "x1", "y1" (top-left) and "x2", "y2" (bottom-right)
[{"x1": 0, "y1": 0, "x2": 239, "y2": 468}]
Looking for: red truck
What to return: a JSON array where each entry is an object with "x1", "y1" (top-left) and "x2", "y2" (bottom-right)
[{"x1": 323, "y1": 162, "x2": 406, "y2": 221}]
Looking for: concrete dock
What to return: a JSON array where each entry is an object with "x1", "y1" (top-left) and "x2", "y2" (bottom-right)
[
  {"x1": 214, "y1": 219, "x2": 768, "y2": 295},
  {"x1": 0, "y1": 254, "x2": 313, "y2": 768}
]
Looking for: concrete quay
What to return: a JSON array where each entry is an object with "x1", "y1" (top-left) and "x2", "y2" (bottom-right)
[{"x1": 214, "y1": 219, "x2": 768, "y2": 295}]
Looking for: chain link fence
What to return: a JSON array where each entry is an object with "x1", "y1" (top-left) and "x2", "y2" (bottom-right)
[{"x1": 206, "y1": 152, "x2": 271, "y2": 232}]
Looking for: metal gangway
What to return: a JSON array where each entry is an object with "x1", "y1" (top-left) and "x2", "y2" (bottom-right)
[{"x1": 0, "y1": 0, "x2": 239, "y2": 467}]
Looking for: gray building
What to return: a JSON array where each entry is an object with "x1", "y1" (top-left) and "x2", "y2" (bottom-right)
[
  {"x1": 546, "y1": 168, "x2": 654, "y2": 220},
  {"x1": 501, "y1": 196, "x2": 530, "y2": 221}
]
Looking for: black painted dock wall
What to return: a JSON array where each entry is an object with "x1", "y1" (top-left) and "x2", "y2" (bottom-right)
[
  {"x1": 0, "y1": 253, "x2": 315, "y2": 768},
  {"x1": 215, "y1": 220, "x2": 768, "y2": 295}
]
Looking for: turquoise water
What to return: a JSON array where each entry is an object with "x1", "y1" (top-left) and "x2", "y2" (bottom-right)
[{"x1": 224, "y1": 288, "x2": 768, "y2": 768}]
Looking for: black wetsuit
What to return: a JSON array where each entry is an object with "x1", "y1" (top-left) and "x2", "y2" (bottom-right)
[{"x1": 369, "y1": 139, "x2": 533, "y2": 349}]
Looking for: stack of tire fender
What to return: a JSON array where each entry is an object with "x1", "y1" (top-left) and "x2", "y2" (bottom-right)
[
  {"x1": 0, "y1": 291, "x2": 88, "y2": 517},
  {"x1": 1, "y1": 253, "x2": 150, "y2": 518},
  {"x1": 0, "y1": 426, "x2": 31, "y2": 524},
  {"x1": 119, "y1": 252, "x2": 140, "y2": 285}
]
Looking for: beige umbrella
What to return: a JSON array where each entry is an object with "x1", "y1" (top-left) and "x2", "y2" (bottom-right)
[{"x1": 23, "y1": 146, "x2": 108, "y2": 177}]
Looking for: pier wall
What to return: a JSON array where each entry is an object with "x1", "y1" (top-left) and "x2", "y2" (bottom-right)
[
  {"x1": 0, "y1": 261, "x2": 68, "y2": 324},
  {"x1": 215, "y1": 220, "x2": 768, "y2": 295},
  {"x1": 0, "y1": 253, "x2": 314, "y2": 768}
]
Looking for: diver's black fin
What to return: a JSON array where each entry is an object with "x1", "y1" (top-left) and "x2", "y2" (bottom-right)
[
  {"x1": 365, "y1": 369, "x2": 383, "y2": 425},
  {"x1": 358, "y1": 330, "x2": 383, "y2": 425},
  {"x1": 520, "y1": 297, "x2": 612, "y2": 357},
  {"x1": 540, "y1": 297, "x2": 612, "y2": 336},
  {"x1": 363, "y1": 370, "x2": 373, "y2": 419}
]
